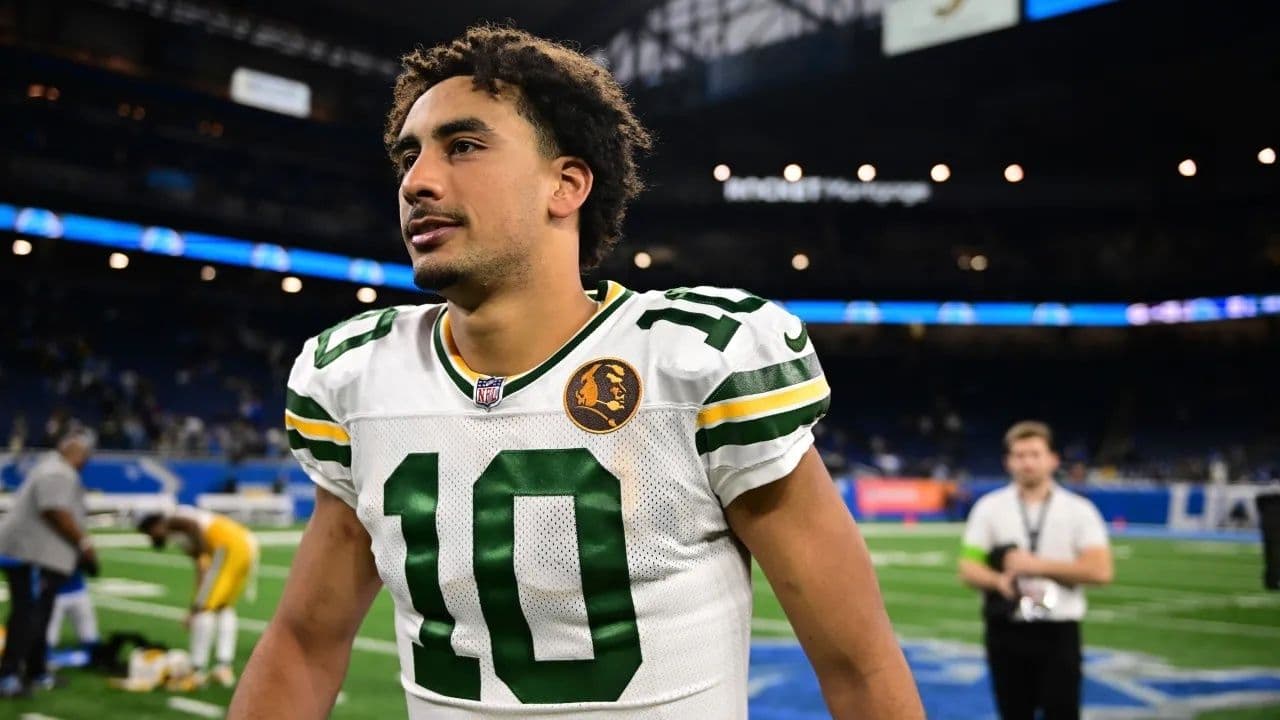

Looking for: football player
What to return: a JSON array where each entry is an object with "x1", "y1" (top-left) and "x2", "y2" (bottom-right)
[
  {"x1": 232, "y1": 25, "x2": 922, "y2": 720},
  {"x1": 138, "y1": 506, "x2": 258, "y2": 689}
]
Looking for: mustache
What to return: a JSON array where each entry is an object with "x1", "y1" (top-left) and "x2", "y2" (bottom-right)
[{"x1": 403, "y1": 206, "x2": 468, "y2": 237}]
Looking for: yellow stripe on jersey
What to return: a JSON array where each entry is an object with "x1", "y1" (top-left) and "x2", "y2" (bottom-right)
[
  {"x1": 441, "y1": 280, "x2": 628, "y2": 383},
  {"x1": 284, "y1": 412, "x2": 350, "y2": 444},
  {"x1": 697, "y1": 376, "x2": 830, "y2": 428},
  {"x1": 440, "y1": 313, "x2": 484, "y2": 382}
]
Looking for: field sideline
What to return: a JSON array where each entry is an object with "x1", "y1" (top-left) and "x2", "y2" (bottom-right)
[{"x1": 1, "y1": 523, "x2": 1276, "y2": 719}]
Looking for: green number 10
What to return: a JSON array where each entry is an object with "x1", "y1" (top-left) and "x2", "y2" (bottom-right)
[{"x1": 384, "y1": 449, "x2": 642, "y2": 704}]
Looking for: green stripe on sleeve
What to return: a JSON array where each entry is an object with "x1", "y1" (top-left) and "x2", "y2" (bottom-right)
[
  {"x1": 704, "y1": 354, "x2": 823, "y2": 405},
  {"x1": 960, "y1": 545, "x2": 989, "y2": 563},
  {"x1": 286, "y1": 389, "x2": 337, "y2": 423},
  {"x1": 288, "y1": 429, "x2": 351, "y2": 467},
  {"x1": 695, "y1": 396, "x2": 830, "y2": 455}
]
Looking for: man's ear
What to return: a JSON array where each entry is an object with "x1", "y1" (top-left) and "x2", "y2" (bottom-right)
[{"x1": 548, "y1": 156, "x2": 593, "y2": 220}]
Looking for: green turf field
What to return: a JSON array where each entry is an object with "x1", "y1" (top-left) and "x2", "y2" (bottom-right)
[{"x1": 1, "y1": 524, "x2": 1276, "y2": 718}]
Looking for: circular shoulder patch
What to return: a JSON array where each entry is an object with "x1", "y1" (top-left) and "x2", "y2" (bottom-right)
[{"x1": 564, "y1": 358, "x2": 643, "y2": 434}]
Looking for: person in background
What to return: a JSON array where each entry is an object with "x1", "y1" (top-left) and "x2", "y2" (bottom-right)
[
  {"x1": 958, "y1": 421, "x2": 1114, "y2": 720},
  {"x1": 46, "y1": 569, "x2": 101, "y2": 653},
  {"x1": 0, "y1": 428, "x2": 100, "y2": 698},
  {"x1": 136, "y1": 505, "x2": 258, "y2": 690}
]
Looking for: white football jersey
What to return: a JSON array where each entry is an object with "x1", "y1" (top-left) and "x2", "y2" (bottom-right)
[{"x1": 285, "y1": 281, "x2": 830, "y2": 719}]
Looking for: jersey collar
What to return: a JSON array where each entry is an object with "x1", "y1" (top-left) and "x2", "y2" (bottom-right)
[{"x1": 432, "y1": 280, "x2": 634, "y2": 405}]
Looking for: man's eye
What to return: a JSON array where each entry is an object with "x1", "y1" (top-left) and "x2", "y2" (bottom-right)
[
  {"x1": 450, "y1": 140, "x2": 479, "y2": 155},
  {"x1": 400, "y1": 153, "x2": 418, "y2": 172}
]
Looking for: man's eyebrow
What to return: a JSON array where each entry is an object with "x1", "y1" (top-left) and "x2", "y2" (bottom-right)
[
  {"x1": 431, "y1": 117, "x2": 494, "y2": 140},
  {"x1": 391, "y1": 117, "x2": 494, "y2": 158},
  {"x1": 389, "y1": 136, "x2": 419, "y2": 158}
]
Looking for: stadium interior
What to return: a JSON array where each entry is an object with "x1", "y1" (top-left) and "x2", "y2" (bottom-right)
[{"x1": 2, "y1": 0, "x2": 1279, "y2": 718}]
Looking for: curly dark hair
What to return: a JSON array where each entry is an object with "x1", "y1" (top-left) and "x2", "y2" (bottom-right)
[{"x1": 385, "y1": 24, "x2": 653, "y2": 270}]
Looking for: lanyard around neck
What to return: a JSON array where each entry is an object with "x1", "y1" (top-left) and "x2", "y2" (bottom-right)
[{"x1": 1018, "y1": 490, "x2": 1052, "y2": 553}]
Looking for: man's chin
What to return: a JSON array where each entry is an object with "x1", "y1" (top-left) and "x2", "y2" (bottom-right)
[{"x1": 413, "y1": 265, "x2": 462, "y2": 293}]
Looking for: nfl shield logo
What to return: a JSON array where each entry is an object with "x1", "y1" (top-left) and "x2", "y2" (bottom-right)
[{"x1": 474, "y1": 376, "x2": 505, "y2": 409}]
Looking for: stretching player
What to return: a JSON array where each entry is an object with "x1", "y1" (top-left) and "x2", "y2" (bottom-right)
[
  {"x1": 232, "y1": 25, "x2": 921, "y2": 719},
  {"x1": 138, "y1": 506, "x2": 258, "y2": 689}
]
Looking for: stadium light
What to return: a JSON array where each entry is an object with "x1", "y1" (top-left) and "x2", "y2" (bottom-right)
[
  {"x1": 931, "y1": 163, "x2": 951, "y2": 183},
  {"x1": 132, "y1": 106, "x2": 146, "y2": 121},
  {"x1": 1178, "y1": 159, "x2": 1197, "y2": 177},
  {"x1": 713, "y1": 164, "x2": 732, "y2": 182},
  {"x1": 857, "y1": 164, "x2": 876, "y2": 182},
  {"x1": 108, "y1": 252, "x2": 129, "y2": 269},
  {"x1": 12, "y1": 238, "x2": 33, "y2": 256},
  {"x1": 783, "y1": 164, "x2": 803, "y2": 182},
  {"x1": 9, "y1": 202, "x2": 1280, "y2": 329},
  {"x1": 282, "y1": 276, "x2": 302, "y2": 293},
  {"x1": 634, "y1": 251, "x2": 652, "y2": 269},
  {"x1": 117, "y1": 102, "x2": 131, "y2": 117},
  {"x1": 1259, "y1": 148, "x2": 1277, "y2": 166},
  {"x1": 1004, "y1": 164, "x2": 1025, "y2": 183},
  {"x1": 357, "y1": 287, "x2": 378, "y2": 304},
  {"x1": 792, "y1": 253, "x2": 811, "y2": 271},
  {"x1": 45, "y1": 86, "x2": 60, "y2": 102},
  {"x1": 199, "y1": 265, "x2": 217, "y2": 281},
  {"x1": 27, "y1": 84, "x2": 44, "y2": 98},
  {"x1": 971, "y1": 254, "x2": 989, "y2": 272}
]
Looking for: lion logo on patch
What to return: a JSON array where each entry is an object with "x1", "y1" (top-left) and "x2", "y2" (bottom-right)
[{"x1": 564, "y1": 358, "x2": 642, "y2": 433}]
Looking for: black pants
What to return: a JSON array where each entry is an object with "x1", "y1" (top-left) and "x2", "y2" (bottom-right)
[
  {"x1": 1, "y1": 564, "x2": 68, "y2": 680},
  {"x1": 984, "y1": 619, "x2": 1082, "y2": 720}
]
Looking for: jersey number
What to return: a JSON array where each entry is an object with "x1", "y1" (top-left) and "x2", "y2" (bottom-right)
[
  {"x1": 635, "y1": 288, "x2": 766, "y2": 351},
  {"x1": 313, "y1": 308, "x2": 399, "y2": 368},
  {"x1": 384, "y1": 448, "x2": 642, "y2": 704}
]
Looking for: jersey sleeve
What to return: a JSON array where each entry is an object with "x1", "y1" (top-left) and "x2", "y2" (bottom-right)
[
  {"x1": 285, "y1": 335, "x2": 357, "y2": 509},
  {"x1": 697, "y1": 294, "x2": 831, "y2": 506},
  {"x1": 960, "y1": 497, "x2": 994, "y2": 562}
]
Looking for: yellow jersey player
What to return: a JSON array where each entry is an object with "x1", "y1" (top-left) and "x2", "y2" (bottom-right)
[
  {"x1": 231, "y1": 25, "x2": 922, "y2": 720},
  {"x1": 138, "y1": 505, "x2": 259, "y2": 689}
]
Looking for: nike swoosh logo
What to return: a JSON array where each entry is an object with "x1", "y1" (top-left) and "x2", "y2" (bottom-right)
[{"x1": 784, "y1": 322, "x2": 808, "y2": 352}]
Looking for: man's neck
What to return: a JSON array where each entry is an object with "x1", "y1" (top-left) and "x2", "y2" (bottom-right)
[
  {"x1": 1016, "y1": 479, "x2": 1054, "y2": 503},
  {"x1": 444, "y1": 275, "x2": 599, "y2": 379}
]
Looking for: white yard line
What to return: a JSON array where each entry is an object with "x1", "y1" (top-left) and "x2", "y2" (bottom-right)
[
  {"x1": 91, "y1": 530, "x2": 303, "y2": 549},
  {"x1": 251, "y1": 530, "x2": 305, "y2": 546},
  {"x1": 1083, "y1": 669, "x2": 1172, "y2": 708},
  {"x1": 101, "y1": 549, "x2": 291, "y2": 579},
  {"x1": 1109, "y1": 593, "x2": 1280, "y2": 616},
  {"x1": 872, "y1": 586, "x2": 1280, "y2": 640},
  {"x1": 875, "y1": 563, "x2": 1248, "y2": 600},
  {"x1": 881, "y1": 591, "x2": 974, "y2": 610},
  {"x1": 750, "y1": 617, "x2": 794, "y2": 634},
  {"x1": 166, "y1": 697, "x2": 224, "y2": 718},
  {"x1": 93, "y1": 592, "x2": 799, "y2": 654},
  {"x1": 1094, "y1": 613, "x2": 1280, "y2": 641},
  {"x1": 90, "y1": 595, "x2": 399, "y2": 655},
  {"x1": 857, "y1": 523, "x2": 964, "y2": 537}
]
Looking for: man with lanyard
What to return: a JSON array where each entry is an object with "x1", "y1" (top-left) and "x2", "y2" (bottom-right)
[{"x1": 958, "y1": 421, "x2": 1114, "y2": 720}]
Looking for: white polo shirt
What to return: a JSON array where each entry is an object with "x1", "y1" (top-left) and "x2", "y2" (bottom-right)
[{"x1": 961, "y1": 483, "x2": 1109, "y2": 621}]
